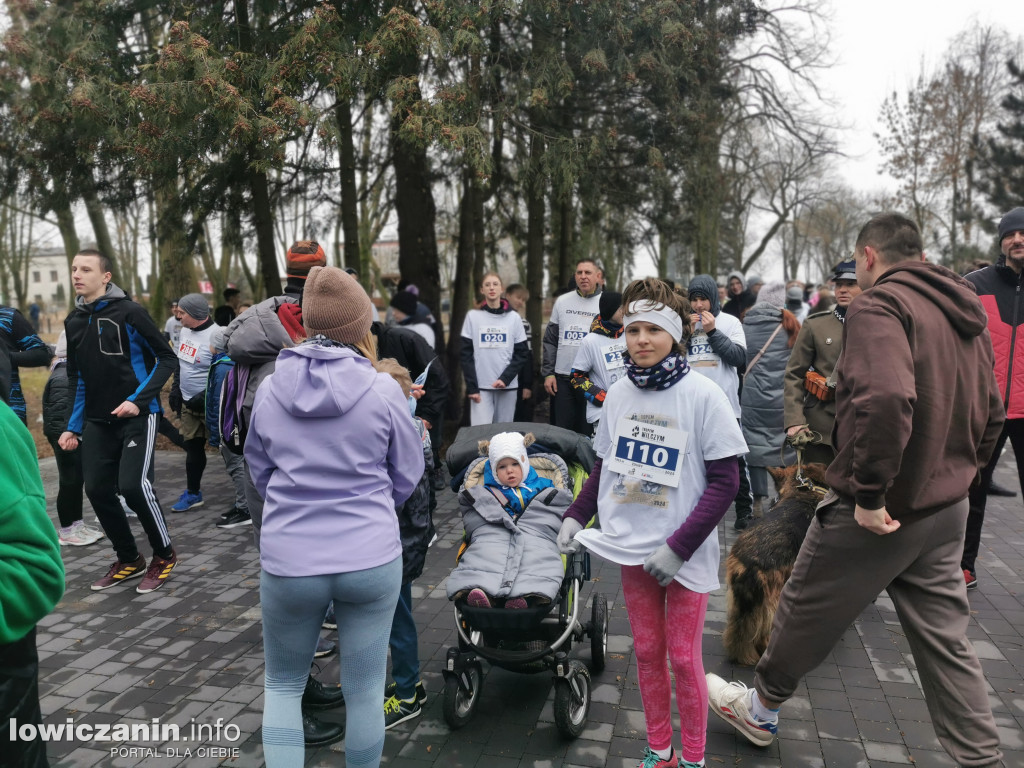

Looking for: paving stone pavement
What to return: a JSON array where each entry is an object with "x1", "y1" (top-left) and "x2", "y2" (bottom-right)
[{"x1": 33, "y1": 449, "x2": 1024, "y2": 768}]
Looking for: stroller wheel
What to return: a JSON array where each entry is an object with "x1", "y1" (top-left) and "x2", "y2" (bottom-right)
[
  {"x1": 590, "y1": 594, "x2": 608, "y2": 673},
  {"x1": 442, "y1": 661, "x2": 483, "y2": 730},
  {"x1": 553, "y1": 660, "x2": 591, "y2": 739}
]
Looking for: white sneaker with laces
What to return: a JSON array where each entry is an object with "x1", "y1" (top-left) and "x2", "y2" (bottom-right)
[
  {"x1": 705, "y1": 674, "x2": 778, "y2": 747},
  {"x1": 59, "y1": 521, "x2": 104, "y2": 547}
]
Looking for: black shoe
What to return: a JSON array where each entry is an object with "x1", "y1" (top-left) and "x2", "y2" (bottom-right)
[
  {"x1": 384, "y1": 680, "x2": 427, "y2": 705},
  {"x1": 303, "y1": 674, "x2": 345, "y2": 711},
  {"x1": 302, "y1": 711, "x2": 344, "y2": 748},
  {"x1": 432, "y1": 467, "x2": 447, "y2": 491},
  {"x1": 734, "y1": 514, "x2": 752, "y2": 531},
  {"x1": 987, "y1": 479, "x2": 1018, "y2": 497},
  {"x1": 216, "y1": 508, "x2": 252, "y2": 529}
]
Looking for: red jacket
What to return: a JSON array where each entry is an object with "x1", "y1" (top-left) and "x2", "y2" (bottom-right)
[{"x1": 966, "y1": 261, "x2": 1024, "y2": 419}]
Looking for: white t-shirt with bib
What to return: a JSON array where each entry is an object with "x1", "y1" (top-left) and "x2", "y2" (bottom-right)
[
  {"x1": 576, "y1": 372, "x2": 748, "y2": 593},
  {"x1": 461, "y1": 308, "x2": 528, "y2": 390},
  {"x1": 686, "y1": 311, "x2": 745, "y2": 418},
  {"x1": 176, "y1": 323, "x2": 217, "y2": 400},
  {"x1": 549, "y1": 292, "x2": 602, "y2": 375},
  {"x1": 570, "y1": 332, "x2": 626, "y2": 424}
]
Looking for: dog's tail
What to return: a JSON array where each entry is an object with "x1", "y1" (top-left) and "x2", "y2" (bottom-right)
[{"x1": 723, "y1": 555, "x2": 789, "y2": 666}]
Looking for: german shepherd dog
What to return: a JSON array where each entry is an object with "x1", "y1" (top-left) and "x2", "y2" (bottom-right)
[{"x1": 722, "y1": 463, "x2": 829, "y2": 666}]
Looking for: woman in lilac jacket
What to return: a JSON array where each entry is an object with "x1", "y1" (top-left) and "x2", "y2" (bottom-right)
[{"x1": 245, "y1": 267, "x2": 424, "y2": 768}]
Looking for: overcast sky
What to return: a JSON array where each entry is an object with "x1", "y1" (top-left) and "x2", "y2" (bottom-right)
[{"x1": 821, "y1": 0, "x2": 1014, "y2": 196}]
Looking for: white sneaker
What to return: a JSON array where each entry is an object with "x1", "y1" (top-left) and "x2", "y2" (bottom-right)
[
  {"x1": 59, "y1": 521, "x2": 104, "y2": 547},
  {"x1": 705, "y1": 674, "x2": 778, "y2": 747}
]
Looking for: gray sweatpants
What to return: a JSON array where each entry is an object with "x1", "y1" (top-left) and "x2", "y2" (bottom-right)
[{"x1": 754, "y1": 492, "x2": 1002, "y2": 768}]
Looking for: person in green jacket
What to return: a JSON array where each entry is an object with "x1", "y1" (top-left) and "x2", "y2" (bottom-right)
[{"x1": 0, "y1": 400, "x2": 65, "y2": 768}]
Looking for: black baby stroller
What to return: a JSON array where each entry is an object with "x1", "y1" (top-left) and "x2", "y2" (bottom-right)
[{"x1": 441, "y1": 422, "x2": 608, "y2": 738}]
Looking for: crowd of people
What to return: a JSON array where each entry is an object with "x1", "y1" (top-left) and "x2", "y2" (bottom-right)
[{"x1": 2, "y1": 209, "x2": 1022, "y2": 768}]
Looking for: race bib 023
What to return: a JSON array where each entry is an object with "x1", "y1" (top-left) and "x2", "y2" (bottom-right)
[
  {"x1": 603, "y1": 342, "x2": 626, "y2": 371},
  {"x1": 605, "y1": 417, "x2": 687, "y2": 488}
]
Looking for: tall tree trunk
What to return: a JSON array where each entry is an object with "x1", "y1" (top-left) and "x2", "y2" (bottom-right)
[
  {"x1": 82, "y1": 171, "x2": 120, "y2": 282},
  {"x1": 153, "y1": 180, "x2": 195, "y2": 313},
  {"x1": 391, "y1": 114, "x2": 443, "y2": 354},
  {"x1": 250, "y1": 169, "x2": 281, "y2": 298},
  {"x1": 335, "y1": 99, "x2": 361, "y2": 276},
  {"x1": 525, "y1": 133, "x2": 546, "y2": 370},
  {"x1": 446, "y1": 170, "x2": 477, "y2": 423}
]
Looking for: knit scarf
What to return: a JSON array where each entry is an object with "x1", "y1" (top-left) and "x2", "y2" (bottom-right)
[
  {"x1": 589, "y1": 314, "x2": 623, "y2": 338},
  {"x1": 623, "y1": 350, "x2": 689, "y2": 390}
]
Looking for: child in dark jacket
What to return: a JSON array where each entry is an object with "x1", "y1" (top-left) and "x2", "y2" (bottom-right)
[
  {"x1": 43, "y1": 332, "x2": 103, "y2": 547},
  {"x1": 376, "y1": 358, "x2": 436, "y2": 730}
]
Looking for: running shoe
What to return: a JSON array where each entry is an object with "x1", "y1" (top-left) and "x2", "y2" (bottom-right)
[
  {"x1": 91, "y1": 555, "x2": 147, "y2": 591},
  {"x1": 170, "y1": 490, "x2": 204, "y2": 512},
  {"x1": 706, "y1": 674, "x2": 778, "y2": 747},
  {"x1": 136, "y1": 550, "x2": 178, "y2": 594}
]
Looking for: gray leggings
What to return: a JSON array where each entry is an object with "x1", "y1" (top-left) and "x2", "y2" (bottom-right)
[{"x1": 260, "y1": 557, "x2": 401, "y2": 767}]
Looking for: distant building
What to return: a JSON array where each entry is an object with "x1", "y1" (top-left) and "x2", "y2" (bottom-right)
[{"x1": 3, "y1": 247, "x2": 69, "y2": 310}]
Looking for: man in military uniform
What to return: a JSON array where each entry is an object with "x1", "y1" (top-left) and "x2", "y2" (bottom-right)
[{"x1": 782, "y1": 260, "x2": 862, "y2": 465}]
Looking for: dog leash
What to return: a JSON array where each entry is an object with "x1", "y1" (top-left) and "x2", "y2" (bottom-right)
[{"x1": 782, "y1": 431, "x2": 830, "y2": 497}]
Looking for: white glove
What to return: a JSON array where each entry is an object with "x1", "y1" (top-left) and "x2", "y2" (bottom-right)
[
  {"x1": 557, "y1": 518, "x2": 584, "y2": 554},
  {"x1": 643, "y1": 544, "x2": 685, "y2": 587}
]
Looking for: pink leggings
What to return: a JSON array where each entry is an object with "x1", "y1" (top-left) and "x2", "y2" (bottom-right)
[{"x1": 621, "y1": 565, "x2": 709, "y2": 763}]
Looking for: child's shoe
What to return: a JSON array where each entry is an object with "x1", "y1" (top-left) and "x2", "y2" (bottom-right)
[
  {"x1": 637, "y1": 746, "x2": 675, "y2": 767},
  {"x1": 504, "y1": 596, "x2": 528, "y2": 610},
  {"x1": 467, "y1": 588, "x2": 491, "y2": 608}
]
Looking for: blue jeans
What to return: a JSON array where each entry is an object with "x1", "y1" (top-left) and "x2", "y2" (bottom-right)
[
  {"x1": 389, "y1": 582, "x2": 420, "y2": 700},
  {"x1": 260, "y1": 557, "x2": 401, "y2": 768}
]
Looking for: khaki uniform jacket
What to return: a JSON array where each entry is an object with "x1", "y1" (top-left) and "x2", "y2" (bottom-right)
[{"x1": 783, "y1": 309, "x2": 843, "y2": 447}]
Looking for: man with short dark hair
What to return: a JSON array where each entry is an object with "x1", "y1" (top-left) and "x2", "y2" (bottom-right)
[
  {"x1": 0, "y1": 304, "x2": 51, "y2": 424},
  {"x1": 214, "y1": 287, "x2": 241, "y2": 327},
  {"x1": 542, "y1": 258, "x2": 603, "y2": 434},
  {"x1": 59, "y1": 249, "x2": 179, "y2": 594},
  {"x1": 708, "y1": 213, "x2": 1005, "y2": 768},
  {"x1": 961, "y1": 206, "x2": 1024, "y2": 590}
]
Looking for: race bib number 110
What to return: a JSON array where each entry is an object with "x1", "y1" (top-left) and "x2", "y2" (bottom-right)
[{"x1": 605, "y1": 417, "x2": 687, "y2": 488}]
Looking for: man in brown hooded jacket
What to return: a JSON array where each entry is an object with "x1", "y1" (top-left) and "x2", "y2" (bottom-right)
[{"x1": 707, "y1": 213, "x2": 1006, "y2": 767}]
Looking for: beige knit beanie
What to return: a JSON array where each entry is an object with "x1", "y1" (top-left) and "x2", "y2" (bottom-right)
[{"x1": 302, "y1": 266, "x2": 375, "y2": 344}]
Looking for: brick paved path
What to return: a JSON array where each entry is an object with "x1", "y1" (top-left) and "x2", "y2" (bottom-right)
[{"x1": 34, "y1": 450, "x2": 1024, "y2": 767}]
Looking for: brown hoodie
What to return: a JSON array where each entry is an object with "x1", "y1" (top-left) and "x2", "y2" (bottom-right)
[{"x1": 826, "y1": 261, "x2": 1005, "y2": 520}]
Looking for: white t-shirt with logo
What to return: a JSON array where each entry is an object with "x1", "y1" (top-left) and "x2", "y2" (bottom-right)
[
  {"x1": 686, "y1": 311, "x2": 745, "y2": 418},
  {"x1": 176, "y1": 323, "x2": 217, "y2": 400},
  {"x1": 461, "y1": 309, "x2": 528, "y2": 390},
  {"x1": 576, "y1": 372, "x2": 748, "y2": 593},
  {"x1": 570, "y1": 332, "x2": 627, "y2": 424},
  {"x1": 549, "y1": 292, "x2": 602, "y2": 375}
]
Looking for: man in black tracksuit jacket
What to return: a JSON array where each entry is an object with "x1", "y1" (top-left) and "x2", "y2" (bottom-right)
[{"x1": 59, "y1": 250, "x2": 178, "y2": 594}]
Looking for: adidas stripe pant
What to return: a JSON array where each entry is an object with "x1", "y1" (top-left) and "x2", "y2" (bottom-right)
[{"x1": 82, "y1": 413, "x2": 173, "y2": 563}]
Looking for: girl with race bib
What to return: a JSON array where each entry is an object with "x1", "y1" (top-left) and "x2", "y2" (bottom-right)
[
  {"x1": 569, "y1": 291, "x2": 625, "y2": 429},
  {"x1": 557, "y1": 278, "x2": 748, "y2": 768},
  {"x1": 460, "y1": 273, "x2": 530, "y2": 425}
]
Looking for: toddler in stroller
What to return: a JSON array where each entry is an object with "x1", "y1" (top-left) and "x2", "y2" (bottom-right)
[
  {"x1": 446, "y1": 431, "x2": 570, "y2": 610},
  {"x1": 441, "y1": 423, "x2": 608, "y2": 738}
]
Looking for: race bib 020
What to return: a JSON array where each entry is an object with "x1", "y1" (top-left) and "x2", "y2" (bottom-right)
[
  {"x1": 479, "y1": 328, "x2": 508, "y2": 348},
  {"x1": 605, "y1": 417, "x2": 687, "y2": 488}
]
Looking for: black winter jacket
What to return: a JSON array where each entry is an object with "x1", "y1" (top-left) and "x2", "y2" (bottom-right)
[
  {"x1": 372, "y1": 322, "x2": 449, "y2": 427},
  {"x1": 42, "y1": 361, "x2": 72, "y2": 441}
]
